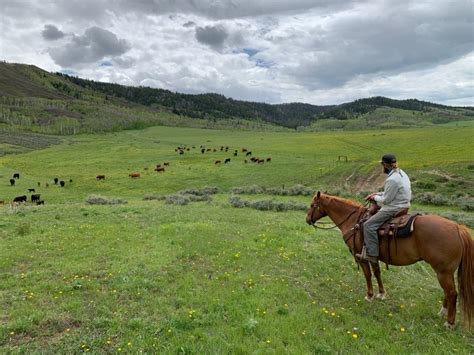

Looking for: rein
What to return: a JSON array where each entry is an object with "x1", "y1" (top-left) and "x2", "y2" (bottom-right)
[{"x1": 311, "y1": 209, "x2": 358, "y2": 230}]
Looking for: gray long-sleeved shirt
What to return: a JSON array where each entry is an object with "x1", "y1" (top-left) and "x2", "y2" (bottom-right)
[{"x1": 374, "y1": 168, "x2": 411, "y2": 211}]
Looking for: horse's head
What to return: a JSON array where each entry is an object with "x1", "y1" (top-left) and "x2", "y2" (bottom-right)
[{"x1": 306, "y1": 191, "x2": 327, "y2": 225}]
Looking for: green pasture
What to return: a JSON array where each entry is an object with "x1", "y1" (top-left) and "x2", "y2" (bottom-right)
[{"x1": 0, "y1": 125, "x2": 473, "y2": 353}]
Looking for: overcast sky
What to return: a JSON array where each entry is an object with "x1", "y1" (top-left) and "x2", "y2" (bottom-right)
[{"x1": 1, "y1": 0, "x2": 473, "y2": 106}]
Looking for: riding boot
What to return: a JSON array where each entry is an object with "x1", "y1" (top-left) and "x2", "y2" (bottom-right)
[{"x1": 356, "y1": 246, "x2": 378, "y2": 263}]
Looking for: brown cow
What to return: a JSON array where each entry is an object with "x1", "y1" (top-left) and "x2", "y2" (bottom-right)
[
  {"x1": 215, "y1": 160, "x2": 221, "y2": 164},
  {"x1": 129, "y1": 172, "x2": 141, "y2": 178},
  {"x1": 155, "y1": 167, "x2": 165, "y2": 172}
]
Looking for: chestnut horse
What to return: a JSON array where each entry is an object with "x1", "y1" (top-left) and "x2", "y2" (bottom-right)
[{"x1": 306, "y1": 192, "x2": 474, "y2": 330}]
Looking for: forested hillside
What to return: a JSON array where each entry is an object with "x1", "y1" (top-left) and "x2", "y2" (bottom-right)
[{"x1": 0, "y1": 61, "x2": 473, "y2": 135}]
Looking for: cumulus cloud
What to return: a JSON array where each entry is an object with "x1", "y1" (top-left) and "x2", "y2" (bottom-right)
[
  {"x1": 195, "y1": 25, "x2": 229, "y2": 50},
  {"x1": 116, "y1": 0, "x2": 350, "y2": 19},
  {"x1": 48, "y1": 26, "x2": 130, "y2": 67},
  {"x1": 42, "y1": 24, "x2": 65, "y2": 40},
  {"x1": 0, "y1": 0, "x2": 472, "y2": 105}
]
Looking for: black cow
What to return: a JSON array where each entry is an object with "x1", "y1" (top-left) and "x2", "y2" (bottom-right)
[
  {"x1": 225, "y1": 158, "x2": 231, "y2": 164},
  {"x1": 13, "y1": 195, "x2": 27, "y2": 203},
  {"x1": 246, "y1": 151, "x2": 252, "y2": 156},
  {"x1": 36, "y1": 200, "x2": 45, "y2": 205},
  {"x1": 59, "y1": 181, "x2": 65, "y2": 187},
  {"x1": 13, "y1": 173, "x2": 20, "y2": 179},
  {"x1": 54, "y1": 178, "x2": 59, "y2": 185},
  {"x1": 9, "y1": 179, "x2": 15, "y2": 186},
  {"x1": 31, "y1": 194, "x2": 41, "y2": 203},
  {"x1": 96, "y1": 175, "x2": 105, "y2": 180},
  {"x1": 28, "y1": 188, "x2": 35, "y2": 192}
]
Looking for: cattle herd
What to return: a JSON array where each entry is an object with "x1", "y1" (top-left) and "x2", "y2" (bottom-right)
[
  {"x1": 3, "y1": 143, "x2": 271, "y2": 206},
  {"x1": 177, "y1": 145, "x2": 271, "y2": 166},
  {"x1": 5, "y1": 172, "x2": 70, "y2": 206}
]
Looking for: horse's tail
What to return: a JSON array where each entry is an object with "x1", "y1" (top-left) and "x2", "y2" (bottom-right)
[{"x1": 457, "y1": 225, "x2": 474, "y2": 330}]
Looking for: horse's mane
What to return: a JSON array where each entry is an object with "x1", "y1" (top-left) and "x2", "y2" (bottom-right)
[{"x1": 323, "y1": 193, "x2": 364, "y2": 209}]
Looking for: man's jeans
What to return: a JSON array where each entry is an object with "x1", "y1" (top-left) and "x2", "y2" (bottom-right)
[{"x1": 363, "y1": 209, "x2": 398, "y2": 257}]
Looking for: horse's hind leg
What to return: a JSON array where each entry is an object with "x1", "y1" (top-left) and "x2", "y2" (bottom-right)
[
  {"x1": 436, "y1": 271, "x2": 457, "y2": 329},
  {"x1": 360, "y1": 262, "x2": 375, "y2": 302},
  {"x1": 370, "y1": 261, "x2": 387, "y2": 300}
]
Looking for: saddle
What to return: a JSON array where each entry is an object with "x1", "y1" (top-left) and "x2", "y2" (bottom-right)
[
  {"x1": 377, "y1": 210, "x2": 419, "y2": 238},
  {"x1": 359, "y1": 206, "x2": 420, "y2": 269}
]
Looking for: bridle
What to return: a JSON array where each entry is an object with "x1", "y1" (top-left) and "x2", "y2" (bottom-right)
[{"x1": 308, "y1": 198, "x2": 359, "y2": 230}]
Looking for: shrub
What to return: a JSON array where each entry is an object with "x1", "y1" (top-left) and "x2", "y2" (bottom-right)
[
  {"x1": 232, "y1": 184, "x2": 314, "y2": 196},
  {"x1": 229, "y1": 196, "x2": 307, "y2": 212},
  {"x1": 229, "y1": 196, "x2": 248, "y2": 208},
  {"x1": 414, "y1": 192, "x2": 448, "y2": 206},
  {"x1": 85, "y1": 195, "x2": 128, "y2": 205},
  {"x1": 164, "y1": 193, "x2": 212, "y2": 205},
  {"x1": 231, "y1": 185, "x2": 264, "y2": 195},
  {"x1": 143, "y1": 195, "x2": 165, "y2": 201},
  {"x1": 454, "y1": 196, "x2": 474, "y2": 211},
  {"x1": 165, "y1": 194, "x2": 190, "y2": 205},
  {"x1": 180, "y1": 186, "x2": 219, "y2": 196}
]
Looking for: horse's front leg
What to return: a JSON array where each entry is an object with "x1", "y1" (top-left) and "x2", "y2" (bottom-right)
[
  {"x1": 370, "y1": 261, "x2": 387, "y2": 300},
  {"x1": 360, "y1": 262, "x2": 375, "y2": 302}
]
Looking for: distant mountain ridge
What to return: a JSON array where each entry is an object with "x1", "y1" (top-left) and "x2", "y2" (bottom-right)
[{"x1": 0, "y1": 61, "x2": 473, "y2": 133}]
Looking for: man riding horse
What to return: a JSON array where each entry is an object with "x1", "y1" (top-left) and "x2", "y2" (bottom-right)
[{"x1": 356, "y1": 154, "x2": 412, "y2": 263}]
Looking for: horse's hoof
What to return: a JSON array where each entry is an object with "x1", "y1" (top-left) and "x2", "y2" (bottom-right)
[
  {"x1": 438, "y1": 307, "x2": 448, "y2": 318},
  {"x1": 443, "y1": 321, "x2": 455, "y2": 330},
  {"x1": 376, "y1": 292, "x2": 387, "y2": 300},
  {"x1": 364, "y1": 295, "x2": 374, "y2": 302}
]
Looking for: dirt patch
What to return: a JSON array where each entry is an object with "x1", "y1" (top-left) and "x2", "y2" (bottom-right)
[{"x1": 346, "y1": 167, "x2": 385, "y2": 194}]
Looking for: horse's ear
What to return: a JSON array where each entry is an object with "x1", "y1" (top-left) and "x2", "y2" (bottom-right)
[{"x1": 317, "y1": 191, "x2": 321, "y2": 198}]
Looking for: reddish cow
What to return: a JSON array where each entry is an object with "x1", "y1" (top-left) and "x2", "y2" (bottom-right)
[{"x1": 129, "y1": 172, "x2": 141, "y2": 178}]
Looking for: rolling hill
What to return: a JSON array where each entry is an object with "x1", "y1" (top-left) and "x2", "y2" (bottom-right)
[{"x1": 0, "y1": 61, "x2": 473, "y2": 135}]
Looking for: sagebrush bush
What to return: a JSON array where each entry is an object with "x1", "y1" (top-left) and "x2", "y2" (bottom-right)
[
  {"x1": 231, "y1": 185, "x2": 264, "y2": 194},
  {"x1": 232, "y1": 184, "x2": 314, "y2": 196},
  {"x1": 85, "y1": 195, "x2": 128, "y2": 205},
  {"x1": 180, "y1": 186, "x2": 219, "y2": 196},
  {"x1": 229, "y1": 196, "x2": 307, "y2": 212},
  {"x1": 165, "y1": 194, "x2": 190, "y2": 205},
  {"x1": 454, "y1": 196, "x2": 474, "y2": 211},
  {"x1": 143, "y1": 195, "x2": 165, "y2": 201},
  {"x1": 413, "y1": 192, "x2": 448, "y2": 206},
  {"x1": 229, "y1": 196, "x2": 248, "y2": 208}
]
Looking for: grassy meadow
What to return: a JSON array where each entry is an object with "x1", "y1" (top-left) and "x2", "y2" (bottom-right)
[{"x1": 0, "y1": 125, "x2": 473, "y2": 353}]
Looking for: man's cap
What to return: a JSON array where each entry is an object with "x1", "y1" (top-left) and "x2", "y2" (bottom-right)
[{"x1": 380, "y1": 154, "x2": 397, "y2": 164}]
